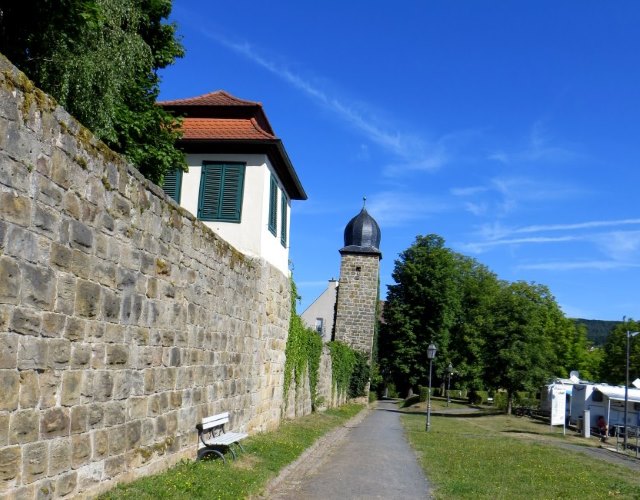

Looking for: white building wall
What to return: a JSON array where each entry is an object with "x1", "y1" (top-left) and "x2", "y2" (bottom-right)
[
  {"x1": 179, "y1": 153, "x2": 290, "y2": 275},
  {"x1": 301, "y1": 280, "x2": 339, "y2": 341}
]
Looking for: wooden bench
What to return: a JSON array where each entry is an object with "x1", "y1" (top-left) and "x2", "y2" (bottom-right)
[{"x1": 196, "y1": 412, "x2": 248, "y2": 463}]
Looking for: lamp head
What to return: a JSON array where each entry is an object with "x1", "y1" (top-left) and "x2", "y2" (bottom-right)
[{"x1": 427, "y1": 343, "x2": 437, "y2": 360}]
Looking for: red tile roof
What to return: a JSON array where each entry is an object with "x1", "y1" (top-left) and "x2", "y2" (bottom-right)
[
  {"x1": 181, "y1": 118, "x2": 276, "y2": 140},
  {"x1": 160, "y1": 90, "x2": 260, "y2": 107}
]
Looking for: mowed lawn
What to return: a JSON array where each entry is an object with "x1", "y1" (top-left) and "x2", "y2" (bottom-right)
[{"x1": 402, "y1": 412, "x2": 640, "y2": 499}]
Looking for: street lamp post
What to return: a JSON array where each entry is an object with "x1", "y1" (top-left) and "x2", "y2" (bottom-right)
[
  {"x1": 447, "y1": 362, "x2": 453, "y2": 407},
  {"x1": 624, "y1": 329, "x2": 640, "y2": 451},
  {"x1": 426, "y1": 343, "x2": 437, "y2": 431}
]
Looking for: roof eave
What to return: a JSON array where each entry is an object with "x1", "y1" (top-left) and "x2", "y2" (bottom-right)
[{"x1": 177, "y1": 138, "x2": 307, "y2": 200}]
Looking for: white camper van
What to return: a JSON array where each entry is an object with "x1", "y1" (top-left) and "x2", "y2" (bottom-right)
[{"x1": 569, "y1": 383, "x2": 640, "y2": 431}]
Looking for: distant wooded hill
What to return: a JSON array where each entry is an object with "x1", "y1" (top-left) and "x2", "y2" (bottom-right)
[{"x1": 573, "y1": 319, "x2": 620, "y2": 347}]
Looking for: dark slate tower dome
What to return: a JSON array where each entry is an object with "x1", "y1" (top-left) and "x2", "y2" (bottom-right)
[{"x1": 340, "y1": 205, "x2": 381, "y2": 256}]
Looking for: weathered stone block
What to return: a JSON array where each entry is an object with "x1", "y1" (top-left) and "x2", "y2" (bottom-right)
[
  {"x1": 101, "y1": 290, "x2": 121, "y2": 322},
  {"x1": 75, "y1": 279, "x2": 101, "y2": 318},
  {"x1": 40, "y1": 407, "x2": 70, "y2": 438},
  {"x1": 0, "y1": 445, "x2": 21, "y2": 483},
  {"x1": 19, "y1": 370, "x2": 40, "y2": 408},
  {"x1": 108, "y1": 425, "x2": 126, "y2": 456},
  {"x1": 0, "y1": 414, "x2": 8, "y2": 446},
  {"x1": 106, "y1": 344, "x2": 128, "y2": 367},
  {"x1": 9, "y1": 409, "x2": 39, "y2": 444},
  {"x1": 38, "y1": 370, "x2": 60, "y2": 409},
  {"x1": 104, "y1": 455, "x2": 125, "y2": 479},
  {"x1": 7, "y1": 226, "x2": 38, "y2": 263},
  {"x1": 103, "y1": 401, "x2": 125, "y2": 426},
  {"x1": 22, "y1": 441, "x2": 48, "y2": 484},
  {"x1": 71, "y1": 434, "x2": 91, "y2": 469},
  {"x1": 112, "y1": 371, "x2": 133, "y2": 400},
  {"x1": 33, "y1": 205, "x2": 59, "y2": 237},
  {"x1": 126, "y1": 397, "x2": 147, "y2": 420},
  {"x1": 54, "y1": 272, "x2": 76, "y2": 316},
  {"x1": 126, "y1": 421, "x2": 141, "y2": 450},
  {"x1": 70, "y1": 344, "x2": 91, "y2": 368},
  {"x1": 20, "y1": 262, "x2": 56, "y2": 310},
  {"x1": 93, "y1": 260, "x2": 116, "y2": 288},
  {"x1": 0, "y1": 191, "x2": 31, "y2": 227},
  {"x1": 63, "y1": 317, "x2": 85, "y2": 342},
  {"x1": 0, "y1": 332, "x2": 18, "y2": 369},
  {"x1": 69, "y1": 220, "x2": 93, "y2": 251},
  {"x1": 87, "y1": 404, "x2": 104, "y2": 429},
  {"x1": 92, "y1": 429, "x2": 108, "y2": 460},
  {"x1": 56, "y1": 471, "x2": 77, "y2": 497},
  {"x1": 48, "y1": 338, "x2": 71, "y2": 368},
  {"x1": 11, "y1": 307, "x2": 41, "y2": 336},
  {"x1": 90, "y1": 344, "x2": 105, "y2": 369},
  {"x1": 93, "y1": 371, "x2": 113, "y2": 401},
  {"x1": 48, "y1": 438, "x2": 72, "y2": 476},
  {"x1": 61, "y1": 371, "x2": 83, "y2": 406},
  {"x1": 0, "y1": 256, "x2": 21, "y2": 304},
  {"x1": 17, "y1": 337, "x2": 48, "y2": 370},
  {"x1": 70, "y1": 406, "x2": 87, "y2": 435},
  {"x1": 41, "y1": 312, "x2": 65, "y2": 338}
]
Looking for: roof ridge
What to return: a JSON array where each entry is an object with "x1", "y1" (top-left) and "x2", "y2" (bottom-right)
[{"x1": 159, "y1": 90, "x2": 261, "y2": 106}]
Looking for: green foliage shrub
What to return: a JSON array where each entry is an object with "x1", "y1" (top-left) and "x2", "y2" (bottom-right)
[
  {"x1": 493, "y1": 392, "x2": 508, "y2": 410},
  {"x1": 402, "y1": 395, "x2": 421, "y2": 407},
  {"x1": 348, "y1": 350, "x2": 370, "y2": 398},
  {"x1": 284, "y1": 280, "x2": 323, "y2": 410},
  {"x1": 469, "y1": 390, "x2": 490, "y2": 405},
  {"x1": 419, "y1": 386, "x2": 429, "y2": 402}
]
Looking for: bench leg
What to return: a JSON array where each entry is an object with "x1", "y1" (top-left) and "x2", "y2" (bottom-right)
[{"x1": 198, "y1": 448, "x2": 225, "y2": 463}]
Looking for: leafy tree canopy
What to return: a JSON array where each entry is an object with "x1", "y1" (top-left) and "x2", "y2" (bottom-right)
[
  {"x1": 378, "y1": 233, "x2": 591, "y2": 410},
  {"x1": 0, "y1": 0, "x2": 185, "y2": 183}
]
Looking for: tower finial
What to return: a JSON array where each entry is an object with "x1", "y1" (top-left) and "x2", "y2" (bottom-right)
[{"x1": 363, "y1": 196, "x2": 367, "y2": 208}]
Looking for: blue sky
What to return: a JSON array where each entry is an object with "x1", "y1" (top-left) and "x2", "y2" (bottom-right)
[{"x1": 159, "y1": 2, "x2": 640, "y2": 321}]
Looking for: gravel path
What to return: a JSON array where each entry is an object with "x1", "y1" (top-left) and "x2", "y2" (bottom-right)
[{"x1": 261, "y1": 401, "x2": 431, "y2": 499}]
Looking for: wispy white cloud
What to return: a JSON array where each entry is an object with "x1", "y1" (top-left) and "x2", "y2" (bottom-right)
[
  {"x1": 460, "y1": 235, "x2": 579, "y2": 254},
  {"x1": 200, "y1": 30, "x2": 458, "y2": 177},
  {"x1": 518, "y1": 260, "x2": 640, "y2": 271},
  {"x1": 513, "y1": 219, "x2": 640, "y2": 235},
  {"x1": 366, "y1": 191, "x2": 450, "y2": 228},
  {"x1": 488, "y1": 120, "x2": 581, "y2": 165}
]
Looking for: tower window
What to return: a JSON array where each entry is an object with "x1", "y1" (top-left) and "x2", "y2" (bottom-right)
[{"x1": 315, "y1": 318, "x2": 324, "y2": 334}]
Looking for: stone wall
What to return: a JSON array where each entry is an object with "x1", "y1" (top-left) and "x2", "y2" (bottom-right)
[
  {"x1": 283, "y1": 347, "x2": 346, "y2": 420},
  {"x1": 0, "y1": 54, "x2": 291, "y2": 498}
]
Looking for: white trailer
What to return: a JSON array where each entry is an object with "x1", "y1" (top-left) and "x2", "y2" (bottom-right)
[{"x1": 569, "y1": 383, "x2": 640, "y2": 430}]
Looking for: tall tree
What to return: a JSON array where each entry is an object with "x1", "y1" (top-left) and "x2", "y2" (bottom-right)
[
  {"x1": 602, "y1": 319, "x2": 640, "y2": 385},
  {"x1": 0, "y1": 0, "x2": 185, "y2": 183},
  {"x1": 483, "y1": 281, "x2": 571, "y2": 413},
  {"x1": 379, "y1": 235, "x2": 463, "y2": 394}
]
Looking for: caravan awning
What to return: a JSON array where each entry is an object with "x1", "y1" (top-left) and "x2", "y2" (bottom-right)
[{"x1": 594, "y1": 385, "x2": 640, "y2": 403}]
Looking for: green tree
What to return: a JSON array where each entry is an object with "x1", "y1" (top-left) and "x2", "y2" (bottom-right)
[
  {"x1": 379, "y1": 235, "x2": 463, "y2": 395},
  {"x1": 0, "y1": 0, "x2": 185, "y2": 183},
  {"x1": 483, "y1": 281, "x2": 570, "y2": 413},
  {"x1": 602, "y1": 319, "x2": 640, "y2": 385},
  {"x1": 448, "y1": 255, "x2": 501, "y2": 391}
]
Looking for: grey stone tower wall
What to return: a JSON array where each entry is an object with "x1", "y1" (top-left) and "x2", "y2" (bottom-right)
[
  {"x1": 333, "y1": 253, "x2": 380, "y2": 358},
  {"x1": 0, "y1": 54, "x2": 291, "y2": 498}
]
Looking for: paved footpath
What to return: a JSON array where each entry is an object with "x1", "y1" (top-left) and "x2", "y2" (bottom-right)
[{"x1": 265, "y1": 400, "x2": 432, "y2": 499}]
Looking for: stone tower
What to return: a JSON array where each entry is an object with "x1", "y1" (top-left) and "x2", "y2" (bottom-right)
[{"x1": 333, "y1": 202, "x2": 381, "y2": 360}]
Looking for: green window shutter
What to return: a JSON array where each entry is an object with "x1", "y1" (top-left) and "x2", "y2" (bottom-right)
[
  {"x1": 198, "y1": 163, "x2": 245, "y2": 222},
  {"x1": 219, "y1": 164, "x2": 244, "y2": 221},
  {"x1": 268, "y1": 175, "x2": 278, "y2": 235},
  {"x1": 280, "y1": 193, "x2": 288, "y2": 247},
  {"x1": 162, "y1": 169, "x2": 182, "y2": 203}
]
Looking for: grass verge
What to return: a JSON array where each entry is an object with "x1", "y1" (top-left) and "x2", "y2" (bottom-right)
[
  {"x1": 402, "y1": 413, "x2": 640, "y2": 499},
  {"x1": 100, "y1": 404, "x2": 363, "y2": 500}
]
